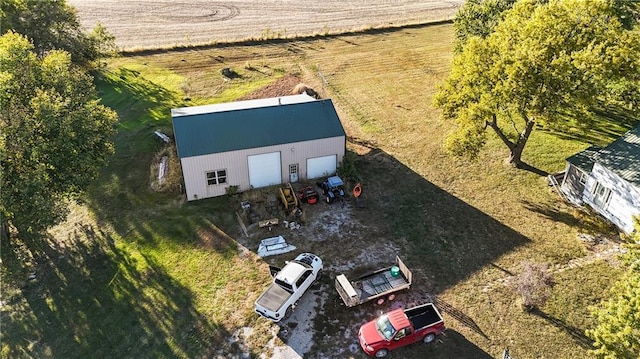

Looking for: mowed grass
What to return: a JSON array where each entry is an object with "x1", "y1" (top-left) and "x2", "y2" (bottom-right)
[{"x1": 2, "y1": 23, "x2": 632, "y2": 359}]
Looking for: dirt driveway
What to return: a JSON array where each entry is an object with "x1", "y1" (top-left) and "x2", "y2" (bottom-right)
[
  {"x1": 68, "y1": 0, "x2": 463, "y2": 50},
  {"x1": 232, "y1": 180, "x2": 434, "y2": 358}
]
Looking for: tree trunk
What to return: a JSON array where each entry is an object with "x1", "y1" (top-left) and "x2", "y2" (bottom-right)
[
  {"x1": 0, "y1": 221, "x2": 9, "y2": 241},
  {"x1": 486, "y1": 114, "x2": 515, "y2": 153},
  {"x1": 508, "y1": 119, "x2": 535, "y2": 168},
  {"x1": 509, "y1": 145, "x2": 525, "y2": 167},
  {"x1": 486, "y1": 115, "x2": 547, "y2": 175}
]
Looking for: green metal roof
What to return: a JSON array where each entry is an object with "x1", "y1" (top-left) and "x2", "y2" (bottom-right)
[
  {"x1": 566, "y1": 145, "x2": 601, "y2": 172},
  {"x1": 595, "y1": 125, "x2": 640, "y2": 186},
  {"x1": 172, "y1": 98, "x2": 346, "y2": 158}
]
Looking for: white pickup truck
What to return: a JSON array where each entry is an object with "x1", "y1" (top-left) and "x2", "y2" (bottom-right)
[{"x1": 254, "y1": 253, "x2": 323, "y2": 322}]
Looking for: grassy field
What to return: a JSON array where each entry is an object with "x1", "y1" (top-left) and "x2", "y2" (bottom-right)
[{"x1": 1, "y1": 23, "x2": 632, "y2": 358}]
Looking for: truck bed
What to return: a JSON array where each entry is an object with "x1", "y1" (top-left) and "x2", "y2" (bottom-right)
[
  {"x1": 255, "y1": 284, "x2": 292, "y2": 312},
  {"x1": 406, "y1": 303, "x2": 443, "y2": 330}
]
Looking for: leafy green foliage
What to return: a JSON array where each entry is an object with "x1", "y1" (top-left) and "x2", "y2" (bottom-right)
[
  {"x1": 587, "y1": 217, "x2": 640, "y2": 358},
  {"x1": 0, "y1": 32, "x2": 118, "y2": 235},
  {"x1": 0, "y1": 0, "x2": 117, "y2": 65},
  {"x1": 453, "y1": 0, "x2": 518, "y2": 52},
  {"x1": 608, "y1": 0, "x2": 640, "y2": 29},
  {"x1": 87, "y1": 22, "x2": 119, "y2": 61},
  {"x1": 435, "y1": 0, "x2": 640, "y2": 168}
]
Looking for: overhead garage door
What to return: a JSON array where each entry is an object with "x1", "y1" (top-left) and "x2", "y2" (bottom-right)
[
  {"x1": 248, "y1": 152, "x2": 282, "y2": 188},
  {"x1": 307, "y1": 155, "x2": 337, "y2": 179}
]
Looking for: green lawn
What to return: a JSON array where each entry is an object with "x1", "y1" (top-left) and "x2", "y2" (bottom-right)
[{"x1": 1, "y1": 23, "x2": 633, "y2": 359}]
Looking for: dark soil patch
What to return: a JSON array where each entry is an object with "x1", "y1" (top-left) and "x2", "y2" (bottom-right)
[{"x1": 237, "y1": 74, "x2": 312, "y2": 100}]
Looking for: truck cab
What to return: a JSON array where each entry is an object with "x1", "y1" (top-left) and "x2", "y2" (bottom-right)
[
  {"x1": 255, "y1": 253, "x2": 323, "y2": 322},
  {"x1": 274, "y1": 260, "x2": 315, "y2": 293},
  {"x1": 358, "y1": 303, "x2": 445, "y2": 357}
]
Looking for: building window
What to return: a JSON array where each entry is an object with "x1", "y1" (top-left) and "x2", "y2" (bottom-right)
[
  {"x1": 206, "y1": 170, "x2": 227, "y2": 186},
  {"x1": 578, "y1": 171, "x2": 588, "y2": 185},
  {"x1": 592, "y1": 182, "x2": 611, "y2": 208}
]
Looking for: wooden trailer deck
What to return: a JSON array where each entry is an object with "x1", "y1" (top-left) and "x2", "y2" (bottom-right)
[{"x1": 335, "y1": 256, "x2": 412, "y2": 307}]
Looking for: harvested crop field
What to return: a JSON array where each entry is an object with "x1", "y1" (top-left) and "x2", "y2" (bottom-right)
[{"x1": 68, "y1": 0, "x2": 463, "y2": 50}]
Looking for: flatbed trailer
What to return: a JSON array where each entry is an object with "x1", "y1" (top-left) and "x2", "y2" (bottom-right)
[{"x1": 335, "y1": 256, "x2": 412, "y2": 307}]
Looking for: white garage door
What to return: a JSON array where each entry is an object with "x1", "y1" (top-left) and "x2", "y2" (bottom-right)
[
  {"x1": 248, "y1": 152, "x2": 282, "y2": 188},
  {"x1": 307, "y1": 155, "x2": 337, "y2": 179}
]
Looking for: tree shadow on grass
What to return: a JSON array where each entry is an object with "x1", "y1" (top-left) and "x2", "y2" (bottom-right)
[
  {"x1": 521, "y1": 200, "x2": 582, "y2": 228},
  {"x1": 96, "y1": 68, "x2": 181, "y2": 127},
  {"x1": 521, "y1": 200, "x2": 619, "y2": 236},
  {"x1": 531, "y1": 309, "x2": 593, "y2": 349},
  {"x1": 57, "y1": 66, "x2": 263, "y2": 358},
  {"x1": 0, "y1": 225, "x2": 253, "y2": 359},
  {"x1": 515, "y1": 161, "x2": 549, "y2": 176},
  {"x1": 538, "y1": 107, "x2": 637, "y2": 147}
]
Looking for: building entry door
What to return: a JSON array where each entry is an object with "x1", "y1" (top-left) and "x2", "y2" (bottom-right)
[{"x1": 289, "y1": 164, "x2": 299, "y2": 183}]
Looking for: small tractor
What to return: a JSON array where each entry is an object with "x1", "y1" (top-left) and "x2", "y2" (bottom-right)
[{"x1": 319, "y1": 175, "x2": 346, "y2": 203}]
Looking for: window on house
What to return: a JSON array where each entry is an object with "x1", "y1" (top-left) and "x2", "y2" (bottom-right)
[
  {"x1": 206, "y1": 170, "x2": 227, "y2": 186},
  {"x1": 592, "y1": 182, "x2": 611, "y2": 208},
  {"x1": 578, "y1": 171, "x2": 588, "y2": 185}
]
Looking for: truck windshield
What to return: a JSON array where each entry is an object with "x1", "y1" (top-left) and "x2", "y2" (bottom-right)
[
  {"x1": 375, "y1": 315, "x2": 396, "y2": 340},
  {"x1": 293, "y1": 260, "x2": 312, "y2": 269}
]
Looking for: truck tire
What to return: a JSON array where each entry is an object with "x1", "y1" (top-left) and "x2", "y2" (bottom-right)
[
  {"x1": 374, "y1": 349, "x2": 388, "y2": 357},
  {"x1": 423, "y1": 333, "x2": 436, "y2": 344},
  {"x1": 312, "y1": 270, "x2": 323, "y2": 287},
  {"x1": 284, "y1": 306, "x2": 293, "y2": 319}
]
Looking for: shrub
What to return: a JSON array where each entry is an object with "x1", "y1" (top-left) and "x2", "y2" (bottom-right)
[{"x1": 510, "y1": 262, "x2": 555, "y2": 312}]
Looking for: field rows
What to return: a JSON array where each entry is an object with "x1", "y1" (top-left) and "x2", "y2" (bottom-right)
[{"x1": 68, "y1": 0, "x2": 463, "y2": 50}]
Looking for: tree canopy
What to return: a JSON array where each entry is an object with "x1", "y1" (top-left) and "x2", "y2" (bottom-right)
[
  {"x1": 453, "y1": 0, "x2": 518, "y2": 52},
  {"x1": 434, "y1": 0, "x2": 640, "y2": 171},
  {"x1": 586, "y1": 217, "x2": 640, "y2": 358},
  {"x1": 0, "y1": 0, "x2": 117, "y2": 65},
  {"x1": 0, "y1": 31, "x2": 118, "y2": 235}
]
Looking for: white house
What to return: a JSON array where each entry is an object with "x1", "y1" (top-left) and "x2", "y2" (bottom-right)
[
  {"x1": 560, "y1": 125, "x2": 640, "y2": 233},
  {"x1": 171, "y1": 93, "x2": 346, "y2": 201}
]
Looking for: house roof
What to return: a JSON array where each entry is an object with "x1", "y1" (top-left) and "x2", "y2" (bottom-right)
[
  {"x1": 171, "y1": 93, "x2": 316, "y2": 117},
  {"x1": 171, "y1": 94, "x2": 346, "y2": 158},
  {"x1": 595, "y1": 125, "x2": 640, "y2": 186},
  {"x1": 566, "y1": 145, "x2": 602, "y2": 172}
]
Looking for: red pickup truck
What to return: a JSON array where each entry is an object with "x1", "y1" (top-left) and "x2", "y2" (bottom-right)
[{"x1": 358, "y1": 303, "x2": 445, "y2": 357}]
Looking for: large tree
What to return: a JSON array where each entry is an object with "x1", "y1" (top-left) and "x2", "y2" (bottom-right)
[
  {"x1": 453, "y1": 0, "x2": 519, "y2": 52},
  {"x1": 434, "y1": 0, "x2": 640, "y2": 170},
  {"x1": 0, "y1": 32, "x2": 118, "y2": 236},
  {"x1": 0, "y1": 0, "x2": 117, "y2": 65},
  {"x1": 586, "y1": 217, "x2": 640, "y2": 358}
]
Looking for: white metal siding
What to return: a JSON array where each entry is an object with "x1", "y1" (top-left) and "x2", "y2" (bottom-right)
[
  {"x1": 181, "y1": 136, "x2": 345, "y2": 201},
  {"x1": 248, "y1": 152, "x2": 282, "y2": 188},
  {"x1": 307, "y1": 155, "x2": 338, "y2": 179},
  {"x1": 583, "y1": 163, "x2": 640, "y2": 233}
]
